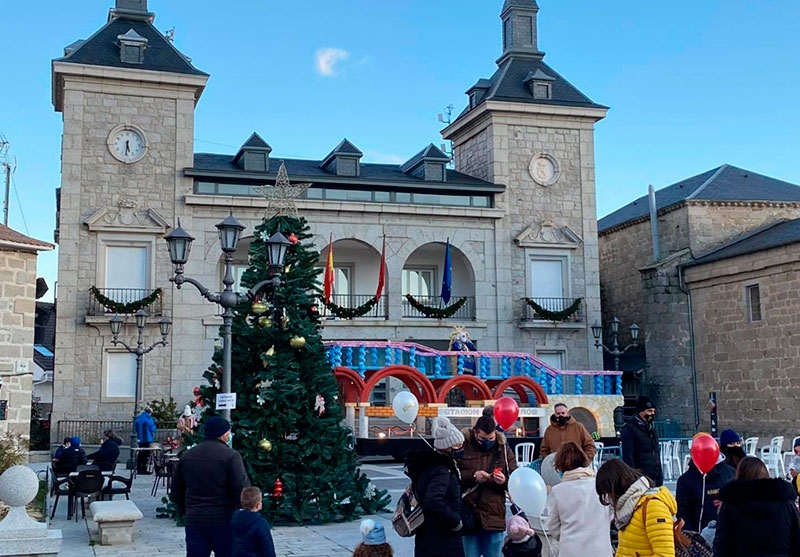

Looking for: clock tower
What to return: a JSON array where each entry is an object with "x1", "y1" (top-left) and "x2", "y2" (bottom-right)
[{"x1": 51, "y1": 0, "x2": 208, "y2": 421}]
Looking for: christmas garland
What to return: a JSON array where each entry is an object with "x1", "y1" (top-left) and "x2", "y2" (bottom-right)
[
  {"x1": 322, "y1": 296, "x2": 379, "y2": 319},
  {"x1": 90, "y1": 286, "x2": 163, "y2": 314},
  {"x1": 524, "y1": 297, "x2": 582, "y2": 321},
  {"x1": 405, "y1": 294, "x2": 467, "y2": 319}
]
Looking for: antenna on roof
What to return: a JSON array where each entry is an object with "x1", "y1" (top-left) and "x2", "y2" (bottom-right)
[
  {"x1": 0, "y1": 134, "x2": 16, "y2": 226},
  {"x1": 436, "y1": 104, "x2": 455, "y2": 168},
  {"x1": 165, "y1": 27, "x2": 175, "y2": 43}
]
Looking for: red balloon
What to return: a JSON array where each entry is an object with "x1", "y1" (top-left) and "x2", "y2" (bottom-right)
[
  {"x1": 493, "y1": 397, "x2": 520, "y2": 430},
  {"x1": 690, "y1": 433, "x2": 720, "y2": 475}
]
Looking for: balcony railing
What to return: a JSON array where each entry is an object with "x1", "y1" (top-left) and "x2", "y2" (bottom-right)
[
  {"x1": 87, "y1": 288, "x2": 163, "y2": 316},
  {"x1": 403, "y1": 295, "x2": 476, "y2": 320},
  {"x1": 523, "y1": 297, "x2": 583, "y2": 323},
  {"x1": 319, "y1": 294, "x2": 388, "y2": 319}
]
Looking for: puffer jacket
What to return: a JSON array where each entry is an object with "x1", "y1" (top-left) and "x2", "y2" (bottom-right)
[
  {"x1": 616, "y1": 486, "x2": 677, "y2": 557},
  {"x1": 458, "y1": 429, "x2": 517, "y2": 532},
  {"x1": 539, "y1": 415, "x2": 596, "y2": 459},
  {"x1": 676, "y1": 460, "x2": 734, "y2": 532},
  {"x1": 621, "y1": 415, "x2": 663, "y2": 486}
]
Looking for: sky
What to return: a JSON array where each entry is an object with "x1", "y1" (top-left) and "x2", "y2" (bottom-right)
[{"x1": 2, "y1": 0, "x2": 800, "y2": 302}]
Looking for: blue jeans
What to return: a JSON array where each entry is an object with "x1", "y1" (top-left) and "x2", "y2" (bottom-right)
[
  {"x1": 185, "y1": 524, "x2": 233, "y2": 557},
  {"x1": 463, "y1": 530, "x2": 505, "y2": 557}
]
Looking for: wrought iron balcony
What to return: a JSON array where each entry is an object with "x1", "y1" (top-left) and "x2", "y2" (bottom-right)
[
  {"x1": 319, "y1": 294, "x2": 388, "y2": 319},
  {"x1": 523, "y1": 297, "x2": 583, "y2": 322},
  {"x1": 87, "y1": 288, "x2": 163, "y2": 316},
  {"x1": 402, "y1": 295, "x2": 476, "y2": 320}
]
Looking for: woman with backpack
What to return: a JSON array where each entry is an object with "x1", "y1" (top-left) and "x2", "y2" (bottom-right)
[
  {"x1": 403, "y1": 417, "x2": 466, "y2": 557},
  {"x1": 595, "y1": 459, "x2": 677, "y2": 557}
]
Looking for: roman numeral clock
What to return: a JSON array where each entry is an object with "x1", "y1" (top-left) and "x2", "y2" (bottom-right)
[{"x1": 107, "y1": 124, "x2": 147, "y2": 164}]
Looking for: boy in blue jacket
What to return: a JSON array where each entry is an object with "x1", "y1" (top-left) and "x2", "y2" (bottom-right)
[{"x1": 231, "y1": 486, "x2": 276, "y2": 557}]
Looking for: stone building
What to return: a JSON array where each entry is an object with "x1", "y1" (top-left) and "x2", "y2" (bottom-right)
[
  {"x1": 599, "y1": 164, "x2": 800, "y2": 437},
  {"x1": 51, "y1": 0, "x2": 608, "y2": 424},
  {"x1": 0, "y1": 224, "x2": 54, "y2": 439}
]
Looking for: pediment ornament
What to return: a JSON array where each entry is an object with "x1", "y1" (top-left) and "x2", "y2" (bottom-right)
[
  {"x1": 84, "y1": 202, "x2": 170, "y2": 233},
  {"x1": 514, "y1": 220, "x2": 582, "y2": 249}
]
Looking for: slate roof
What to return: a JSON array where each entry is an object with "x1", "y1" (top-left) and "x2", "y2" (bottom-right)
[
  {"x1": 329, "y1": 139, "x2": 363, "y2": 156},
  {"x1": 189, "y1": 153, "x2": 503, "y2": 192},
  {"x1": 503, "y1": 0, "x2": 539, "y2": 10},
  {"x1": 598, "y1": 165, "x2": 800, "y2": 233},
  {"x1": 241, "y1": 133, "x2": 271, "y2": 150},
  {"x1": 399, "y1": 144, "x2": 451, "y2": 173},
  {"x1": 54, "y1": 12, "x2": 206, "y2": 76},
  {"x1": 0, "y1": 224, "x2": 54, "y2": 250},
  {"x1": 684, "y1": 218, "x2": 800, "y2": 268}
]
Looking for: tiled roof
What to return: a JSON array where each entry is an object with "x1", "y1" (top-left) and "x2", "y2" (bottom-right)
[
  {"x1": 0, "y1": 224, "x2": 54, "y2": 250},
  {"x1": 685, "y1": 218, "x2": 800, "y2": 268},
  {"x1": 54, "y1": 13, "x2": 206, "y2": 76},
  {"x1": 598, "y1": 165, "x2": 800, "y2": 232}
]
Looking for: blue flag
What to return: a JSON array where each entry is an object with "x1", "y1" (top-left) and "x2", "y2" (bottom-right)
[{"x1": 441, "y1": 240, "x2": 452, "y2": 304}]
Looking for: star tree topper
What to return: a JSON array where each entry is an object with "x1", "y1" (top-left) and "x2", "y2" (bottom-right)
[{"x1": 255, "y1": 161, "x2": 311, "y2": 220}]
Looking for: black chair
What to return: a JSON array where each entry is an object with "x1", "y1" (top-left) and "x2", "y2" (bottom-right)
[
  {"x1": 101, "y1": 472, "x2": 134, "y2": 501},
  {"x1": 71, "y1": 470, "x2": 105, "y2": 522},
  {"x1": 76, "y1": 464, "x2": 99, "y2": 473},
  {"x1": 50, "y1": 476, "x2": 72, "y2": 520},
  {"x1": 151, "y1": 453, "x2": 173, "y2": 497}
]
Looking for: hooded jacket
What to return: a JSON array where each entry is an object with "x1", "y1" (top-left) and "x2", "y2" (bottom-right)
[
  {"x1": 713, "y1": 478, "x2": 800, "y2": 557},
  {"x1": 719, "y1": 445, "x2": 745, "y2": 472},
  {"x1": 134, "y1": 411, "x2": 156, "y2": 444},
  {"x1": 55, "y1": 438, "x2": 88, "y2": 473},
  {"x1": 458, "y1": 429, "x2": 518, "y2": 532},
  {"x1": 621, "y1": 415, "x2": 662, "y2": 486},
  {"x1": 87, "y1": 436, "x2": 122, "y2": 472},
  {"x1": 231, "y1": 509, "x2": 276, "y2": 557},
  {"x1": 616, "y1": 486, "x2": 678, "y2": 557},
  {"x1": 405, "y1": 449, "x2": 465, "y2": 557},
  {"x1": 539, "y1": 415, "x2": 596, "y2": 459},
  {"x1": 676, "y1": 459, "x2": 734, "y2": 532}
]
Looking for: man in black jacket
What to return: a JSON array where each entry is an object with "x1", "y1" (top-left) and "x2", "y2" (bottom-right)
[
  {"x1": 172, "y1": 416, "x2": 250, "y2": 557},
  {"x1": 621, "y1": 396, "x2": 663, "y2": 486},
  {"x1": 87, "y1": 429, "x2": 122, "y2": 472}
]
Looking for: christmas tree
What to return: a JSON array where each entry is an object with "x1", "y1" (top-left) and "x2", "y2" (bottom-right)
[{"x1": 191, "y1": 214, "x2": 389, "y2": 524}]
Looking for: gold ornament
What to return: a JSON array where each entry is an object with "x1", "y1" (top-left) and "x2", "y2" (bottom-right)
[
  {"x1": 258, "y1": 438, "x2": 272, "y2": 452},
  {"x1": 251, "y1": 301, "x2": 268, "y2": 315},
  {"x1": 258, "y1": 316, "x2": 273, "y2": 328},
  {"x1": 284, "y1": 264, "x2": 292, "y2": 274},
  {"x1": 290, "y1": 336, "x2": 306, "y2": 349},
  {"x1": 281, "y1": 311, "x2": 290, "y2": 331},
  {"x1": 266, "y1": 346, "x2": 276, "y2": 356}
]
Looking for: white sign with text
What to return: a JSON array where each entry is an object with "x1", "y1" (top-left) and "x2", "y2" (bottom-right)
[
  {"x1": 216, "y1": 393, "x2": 237, "y2": 410},
  {"x1": 438, "y1": 407, "x2": 546, "y2": 418}
]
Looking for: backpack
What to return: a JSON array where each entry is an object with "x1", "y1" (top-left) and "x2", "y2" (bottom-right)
[
  {"x1": 392, "y1": 483, "x2": 425, "y2": 537},
  {"x1": 642, "y1": 499, "x2": 712, "y2": 557}
]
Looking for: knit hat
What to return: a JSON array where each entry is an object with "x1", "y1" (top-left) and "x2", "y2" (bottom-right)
[
  {"x1": 719, "y1": 429, "x2": 741, "y2": 446},
  {"x1": 431, "y1": 416, "x2": 464, "y2": 450},
  {"x1": 183, "y1": 405, "x2": 192, "y2": 417},
  {"x1": 70, "y1": 436, "x2": 81, "y2": 447},
  {"x1": 794, "y1": 438, "x2": 800, "y2": 449},
  {"x1": 204, "y1": 416, "x2": 231, "y2": 439},
  {"x1": 506, "y1": 514, "x2": 534, "y2": 542},
  {"x1": 360, "y1": 519, "x2": 387, "y2": 546},
  {"x1": 636, "y1": 396, "x2": 655, "y2": 413}
]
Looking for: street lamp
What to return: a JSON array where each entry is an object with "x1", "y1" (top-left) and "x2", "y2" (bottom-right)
[
  {"x1": 591, "y1": 317, "x2": 640, "y2": 371},
  {"x1": 164, "y1": 216, "x2": 290, "y2": 421},
  {"x1": 109, "y1": 310, "x2": 171, "y2": 470}
]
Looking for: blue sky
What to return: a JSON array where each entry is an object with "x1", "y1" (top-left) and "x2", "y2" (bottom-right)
[{"x1": 2, "y1": 0, "x2": 800, "y2": 301}]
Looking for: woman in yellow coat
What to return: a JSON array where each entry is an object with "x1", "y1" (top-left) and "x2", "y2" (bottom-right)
[{"x1": 595, "y1": 459, "x2": 677, "y2": 557}]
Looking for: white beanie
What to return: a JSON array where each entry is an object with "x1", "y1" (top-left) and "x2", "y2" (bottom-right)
[{"x1": 432, "y1": 417, "x2": 464, "y2": 450}]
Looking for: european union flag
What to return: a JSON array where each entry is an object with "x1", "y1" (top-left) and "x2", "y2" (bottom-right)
[{"x1": 441, "y1": 240, "x2": 452, "y2": 304}]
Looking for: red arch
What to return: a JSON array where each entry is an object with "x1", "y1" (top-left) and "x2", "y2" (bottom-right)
[
  {"x1": 333, "y1": 366, "x2": 365, "y2": 404},
  {"x1": 492, "y1": 377, "x2": 549, "y2": 405},
  {"x1": 360, "y1": 365, "x2": 437, "y2": 404},
  {"x1": 436, "y1": 376, "x2": 493, "y2": 404}
]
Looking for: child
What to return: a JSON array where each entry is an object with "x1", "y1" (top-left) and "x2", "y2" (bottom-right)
[
  {"x1": 788, "y1": 439, "x2": 800, "y2": 479},
  {"x1": 353, "y1": 519, "x2": 393, "y2": 557},
  {"x1": 503, "y1": 514, "x2": 542, "y2": 557},
  {"x1": 231, "y1": 486, "x2": 276, "y2": 557}
]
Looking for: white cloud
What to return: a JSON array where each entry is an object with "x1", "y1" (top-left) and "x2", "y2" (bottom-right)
[{"x1": 314, "y1": 48, "x2": 350, "y2": 77}]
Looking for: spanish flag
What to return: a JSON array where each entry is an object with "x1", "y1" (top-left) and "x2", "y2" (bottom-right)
[
  {"x1": 323, "y1": 234, "x2": 334, "y2": 303},
  {"x1": 375, "y1": 235, "x2": 386, "y2": 299}
]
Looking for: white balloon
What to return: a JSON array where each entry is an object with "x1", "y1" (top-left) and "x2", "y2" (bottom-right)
[
  {"x1": 392, "y1": 391, "x2": 419, "y2": 424},
  {"x1": 508, "y1": 467, "x2": 548, "y2": 517}
]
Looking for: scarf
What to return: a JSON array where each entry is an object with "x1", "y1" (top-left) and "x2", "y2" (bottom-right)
[
  {"x1": 561, "y1": 467, "x2": 595, "y2": 482},
  {"x1": 614, "y1": 477, "x2": 654, "y2": 530}
]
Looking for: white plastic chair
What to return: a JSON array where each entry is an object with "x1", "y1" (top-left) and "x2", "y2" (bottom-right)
[
  {"x1": 671, "y1": 440, "x2": 683, "y2": 477},
  {"x1": 760, "y1": 436, "x2": 785, "y2": 478},
  {"x1": 683, "y1": 439, "x2": 693, "y2": 473},
  {"x1": 592, "y1": 442, "x2": 604, "y2": 470},
  {"x1": 744, "y1": 437, "x2": 759, "y2": 457},
  {"x1": 515, "y1": 442, "x2": 536, "y2": 468},
  {"x1": 660, "y1": 441, "x2": 673, "y2": 481}
]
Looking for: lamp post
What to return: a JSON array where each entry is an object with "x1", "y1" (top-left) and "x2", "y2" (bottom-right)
[
  {"x1": 591, "y1": 317, "x2": 640, "y2": 371},
  {"x1": 164, "y1": 216, "x2": 290, "y2": 421},
  {"x1": 109, "y1": 309, "x2": 171, "y2": 470}
]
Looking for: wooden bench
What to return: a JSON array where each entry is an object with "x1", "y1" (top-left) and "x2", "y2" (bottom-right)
[{"x1": 89, "y1": 500, "x2": 143, "y2": 545}]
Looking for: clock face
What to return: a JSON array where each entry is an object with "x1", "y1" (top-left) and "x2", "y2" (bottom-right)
[{"x1": 108, "y1": 126, "x2": 146, "y2": 163}]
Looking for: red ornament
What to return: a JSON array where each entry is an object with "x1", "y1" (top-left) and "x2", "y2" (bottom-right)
[
  {"x1": 493, "y1": 397, "x2": 520, "y2": 430},
  {"x1": 690, "y1": 433, "x2": 720, "y2": 475},
  {"x1": 273, "y1": 478, "x2": 284, "y2": 498},
  {"x1": 311, "y1": 306, "x2": 318, "y2": 313},
  {"x1": 288, "y1": 233, "x2": 299, "y2": 244}
]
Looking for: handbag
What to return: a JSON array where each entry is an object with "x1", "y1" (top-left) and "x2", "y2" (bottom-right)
[
  {"x1": 642, "y1": 500, "x2": 712, "y2": 557},
  {"x1": 392, "y1": 483, "x2": 425, "y2": 537}
]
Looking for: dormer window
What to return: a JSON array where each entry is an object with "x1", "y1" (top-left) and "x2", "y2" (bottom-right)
[
  {"x1": 524, "y1": 69, "x2": 555, "y2": 101},
  {"x1": 533, "y1": 82, "x2": 551, "y2": 100},
  {"x1": 233, "y1": 133, "x2": 272, "y2": 173},
  {"x1": 117, "y1": 29, "x2": 148, "y2": 65},
  {"x1": 320, "y1": 139, "x2": 363, "y2": 177},
  {"x1": 400, "y1": 144, "x2": 451, "y2": 182}
]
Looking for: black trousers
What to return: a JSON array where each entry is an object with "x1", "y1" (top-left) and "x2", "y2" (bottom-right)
[{"x1": 137, "y1": 442, "x2": 150, "y2": 472}]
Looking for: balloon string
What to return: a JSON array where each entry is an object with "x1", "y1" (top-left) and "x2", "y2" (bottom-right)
[{"x1": 698, "y1": 473, "x2": 706, "y2": 531}]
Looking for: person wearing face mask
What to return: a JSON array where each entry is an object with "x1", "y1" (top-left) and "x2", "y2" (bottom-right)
[
  {"x1": 621, "y1": 396, "x2": 663, "y2": 487},
  {"x1": 539, "y1": 403, "x2": 596, "y2": 460},
  {"x1": 404, "y1": 416, "x2": 466, "y2": 557},
  {"x1": 718, "y1": 429, "x2": 745, "y2": 472},
  {"x1": 458, "y1": 413, "x2": 518, "y2": 557}
]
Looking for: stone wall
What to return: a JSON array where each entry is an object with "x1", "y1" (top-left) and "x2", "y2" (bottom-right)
[
  {"x1": 0, "y1": 249, "x2": 37, "y2": 439},
  {"x1": 684, "y1": 243, "x2": 800, "y2": 441}
]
